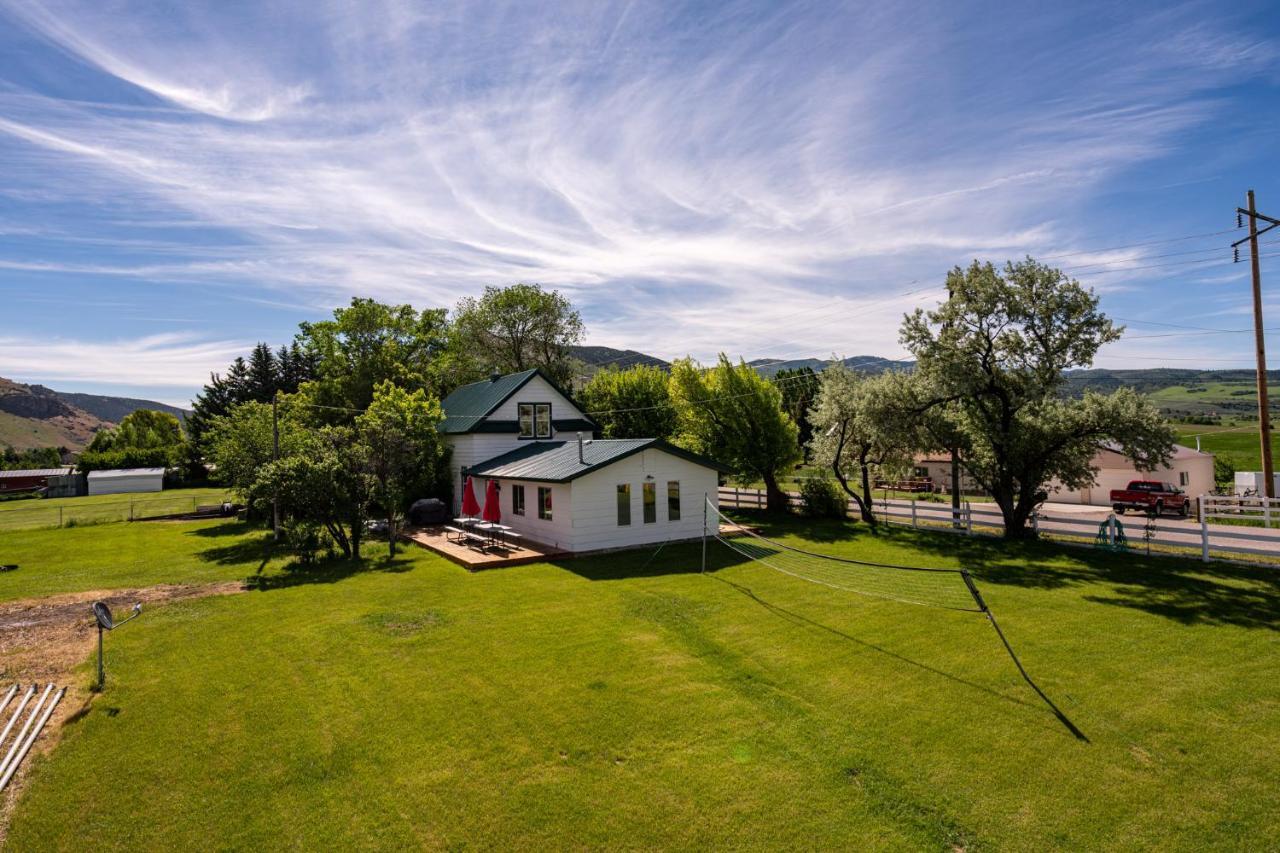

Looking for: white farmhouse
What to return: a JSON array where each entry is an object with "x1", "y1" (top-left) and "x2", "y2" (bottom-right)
[{"x1": 438, "y1": 369, "x2": 725, "y2": 553}]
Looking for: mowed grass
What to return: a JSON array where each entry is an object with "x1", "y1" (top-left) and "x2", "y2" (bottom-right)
[
  {"x1": 0, "y1": 487, "x2": 232, "y2": 532},
  {"x1": 4, "y1": 516, "x2": 1280, "y2": 849},
  {"x1": 0, "y1": 519, "x2": 277, "y2": 601}
]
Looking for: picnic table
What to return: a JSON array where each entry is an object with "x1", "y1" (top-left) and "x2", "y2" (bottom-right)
[{"x1": 445, "y1": 519, "x2": 522, "y2": 550}]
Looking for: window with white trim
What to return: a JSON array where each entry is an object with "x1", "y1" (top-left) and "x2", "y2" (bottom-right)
[
  {"x1": 512, "y1": 484, "x2": 525, "y2": 515},
  {"x1": 518, "y1": 404, "x2": 534, "y2": 438},
  {"x1": 643, "y1": 481, "x2": 656, "y2": 524},
  {"x1": 538, "y1": 486, "x2": 553, "y2": 520},
  {"x1": 667, "y1": 481, "x2": 680, "y2": 521}
]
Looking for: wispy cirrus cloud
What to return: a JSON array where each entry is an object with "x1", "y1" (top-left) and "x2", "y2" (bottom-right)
[{"x1": 0, "y1": 0, "x2": 1276, "y2": 394}]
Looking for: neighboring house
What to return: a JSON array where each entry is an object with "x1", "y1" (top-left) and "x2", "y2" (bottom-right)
[
  {"x1": 911, "y1": 453, "x2": 984, "y2": 496},
  {"x1": 438, "y1": 369, "x2": 725, "y2": 553},
  {"x1": 0, "y1": 467, "x2": 78, "y2": 496},
  {"x1": 915, "y1": 443, "x2": 1215, "y2": 507},
  {"x1": 86, "y1": 467, "x2": 165, "y2": 496},
  {"x1": 1050, "y1": 443, "x2": 1214, "y2": 506}
]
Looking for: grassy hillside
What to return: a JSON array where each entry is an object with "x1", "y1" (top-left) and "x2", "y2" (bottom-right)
[
  {"x1": 3, "y1": 514, "x2": 1278, "y2": 848},
  {"x1": 1175, "y1": 425, "x2": 1280, "y2": 473},
  {"x1": 0, "y1": 410, "x2": 83, "y2": 451}
]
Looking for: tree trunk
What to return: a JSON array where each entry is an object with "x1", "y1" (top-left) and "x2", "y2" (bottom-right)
[
  {"x1": 762, "y1": 471, "x2": 790, "y2": 513},
  {"x1": 387, "y1": 512, "x2": 396, "y2": 558},
  {"x1": 995, "y1": 489, "x2": 1037, "y2": 539},
  {"x1": 858, "y1": 462, "x2": 879, "y2": 527},
  {"x1": 831, "y1": 462, "x2": 875, "y2": 525}
]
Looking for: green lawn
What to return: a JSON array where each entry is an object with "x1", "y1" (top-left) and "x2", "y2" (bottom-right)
[
  {"x1": 0, "y1": 519, "x2": 279, "y2": 602},
  {"x1": 3, "y1": 515, "x2": 1278, "y2": 849},
  {"x1": 0, "y1": 487, "x2": 232, "y2": 532}
]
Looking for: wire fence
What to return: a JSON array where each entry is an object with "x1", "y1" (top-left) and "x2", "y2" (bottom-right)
[{"x1": 0, "y1": 495, "x2": 227, "y2": 533}]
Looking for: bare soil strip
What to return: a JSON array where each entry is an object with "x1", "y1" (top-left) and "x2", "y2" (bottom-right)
[{"x1": 0, "y1": 582, "x2": 243, "y2": 845}]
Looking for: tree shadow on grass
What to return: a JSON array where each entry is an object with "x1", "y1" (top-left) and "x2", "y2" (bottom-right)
[
  {"x1": 554, "y1": 539, "x2": 756, "y2": 581},
  {"x1": 243, "y1": 555, "x2": 415, "y2": 591},
  {"x1": 853, "y1": 521, "x2": 1280, "y2": 632},
  {"x1": 186, "y1": 520, "x2": 258, "y2": 538}
]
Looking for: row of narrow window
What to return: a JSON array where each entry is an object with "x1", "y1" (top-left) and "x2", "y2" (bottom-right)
[
  {"x1": 506, "y1": 481, "x2": 682, "y2": 526},
  {"x1": 616, "y1": 481, "x2": 680, "y2": 526}
]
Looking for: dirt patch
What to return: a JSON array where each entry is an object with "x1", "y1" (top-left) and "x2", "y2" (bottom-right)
[{"x1": 0, "y1": 581, "x2": 243, "y2": 845}]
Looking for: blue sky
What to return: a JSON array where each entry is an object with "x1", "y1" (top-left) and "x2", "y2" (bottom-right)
[{"x1": 1, "y1": 0, "x2": 1278, "y2": 406}]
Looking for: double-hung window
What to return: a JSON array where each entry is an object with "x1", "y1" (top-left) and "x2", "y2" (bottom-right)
[
  {"x1": 643, "y1": 482, "x2": 656, "y2": 524},
  {"x1": 667, "y1": 481, "x2": 681, "y2": 521},
  {"x1": 518, "y1": 403, "x2": 553, "y2": 438},
  {"x1": 538, "y1": 486, "x2": 553, "y2": 520},
  {"x1": 617, "y1": 484, "x2": 631, "y2": 526},
  {"x1": 512, "y1": 484, "x2": 525, "y2": 515}
]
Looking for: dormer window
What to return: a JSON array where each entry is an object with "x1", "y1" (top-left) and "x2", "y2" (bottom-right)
[{"x1": 518, "y1": 403, "x2": 552, "y2": 438}]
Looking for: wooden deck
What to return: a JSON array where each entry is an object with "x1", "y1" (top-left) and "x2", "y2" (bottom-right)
[
  {"x1": 401, "y1": 526, "x2": 568, "y2": 570},
  {"x1": 402, "y1": 523, "x2": 753, "y2": 571}
]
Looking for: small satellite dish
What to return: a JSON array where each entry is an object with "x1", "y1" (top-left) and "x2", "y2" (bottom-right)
[{"x1": 93, "y1": 601, "x2": 114, "y2": 630}]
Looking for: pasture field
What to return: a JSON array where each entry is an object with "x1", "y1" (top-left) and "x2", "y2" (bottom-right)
[
  {"x1": 1, "y1": 514, "x2": 1277, "y2": 850},
  {"x1": 0, "y1": 487, "x2": 233, "y2": 532}
]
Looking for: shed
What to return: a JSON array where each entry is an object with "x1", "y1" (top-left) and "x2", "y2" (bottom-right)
[
  {"x1": 0, "y1": 467, "x2": 76, "y2": 493},
  {"x1": 86, "y1": 467, "x2": 166, "y2": 496}
]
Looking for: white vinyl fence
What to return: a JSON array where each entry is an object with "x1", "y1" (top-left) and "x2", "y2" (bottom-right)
[{"x1": 718, "y1": 487, "x2": 1280, "y2": 564}]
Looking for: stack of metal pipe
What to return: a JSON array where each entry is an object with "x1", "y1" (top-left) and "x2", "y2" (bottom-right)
[{"x1": 0, "y1": 683, "x2": 65, "y2": 791}]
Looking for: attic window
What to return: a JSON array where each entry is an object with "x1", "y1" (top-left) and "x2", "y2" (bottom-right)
[{"x1": 520, "y1": 402, "x2": 551, "y2": 438}]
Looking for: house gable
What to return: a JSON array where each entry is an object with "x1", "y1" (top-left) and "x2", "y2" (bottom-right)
[{"x1": 438, "y1": 368, "x2": 596, "y2": 437}]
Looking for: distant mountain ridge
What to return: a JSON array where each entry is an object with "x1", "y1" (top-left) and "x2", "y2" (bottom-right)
[{"x1": 0, "y1": 375, "x2": 190, "y2": 451}]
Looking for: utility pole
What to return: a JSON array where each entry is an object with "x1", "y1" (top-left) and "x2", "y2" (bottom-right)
[
  {"x1": 1233, "y1": 191, "x2": 1280, "y2": 499},
  {"x1": 272, "y1": 390, "x2": 281, "y2": 540},
  {"x1": 945, "y1": 283, "x2": 963, "y2": 528}
]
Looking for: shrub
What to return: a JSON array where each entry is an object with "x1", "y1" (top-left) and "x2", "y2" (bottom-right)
[
  {"x1": 799, "y1": 477, "x2": 846, "y2": 519},
  {"x1": 282, "y1": 520, "x2": 336, "y2": 565}
]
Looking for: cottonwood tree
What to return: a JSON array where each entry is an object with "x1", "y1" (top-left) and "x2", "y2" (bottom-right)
[
  {"x1": 356, "y1": 381, "x2": 449, "y2": 557},
  {"x1": 670, "y1": 356, "x2": 800, "y2": 512},
  {"x1": 808, "y1": 365, "x2": 923, "y2": 525},
  {"x1": 297, "y1": 297, "x2": 451, "y2": 418},
  {"x1": 79, "y1": 409, "x2": 188, "y2": 472},
  {"x1": 204, "y1": 399, "x2": 309, "y2": 516},
  {"x1": 577, "y1": 364, "x2": 676, "y2": 440},
  {"x1": 450, "y1": 283, "x2": 584, "y2": 387},
  {"x1": 901, "y1": 258, "x2": 1175, "y2": 538}
]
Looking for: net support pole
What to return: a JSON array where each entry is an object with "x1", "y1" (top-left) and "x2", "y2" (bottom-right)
[{"x1": 701, "y1": 493, "x2": 708, "y2": 574}]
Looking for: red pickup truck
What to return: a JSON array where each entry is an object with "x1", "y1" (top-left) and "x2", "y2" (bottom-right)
[{"x1": 1110, "y1": 480, "x2": 1192, "y2": 517}]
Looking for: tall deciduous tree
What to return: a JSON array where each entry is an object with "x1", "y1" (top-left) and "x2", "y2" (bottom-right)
[
  {"x1": 297, "y1": 298, "x2": 450, "y2": 418},
  {"x1": 775, "y1": 367, "x2": 821, "y2": 453},
  {"x1": 901, "y1": 258, "x2": 1176, "y2": 538},
  {"x1": 450, "y1": 284, "x2": 584, "y2": 387},
  {"x1": 79, "y1": 409, "x2": 188, "y2": 472},
  {"x1": 808, "y1": 365, "x2": 923, "y2": 525},
  {"x1": 669, "y1": 356, "x2": 800, "y2": 512},
  {"x1": 577, "y1": 365, "x2": 676, "y2": 440},
  {"x1": 356, "y1": 381, "x2": 449, "y2": 557}
]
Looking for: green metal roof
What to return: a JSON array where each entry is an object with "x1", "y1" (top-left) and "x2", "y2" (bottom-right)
[
  {"x1": 439, "y1": 368, "x2": 595, "y2": 434},
  {"x1": 466, "y1": 438, "x2": 728, "y2": 483}
]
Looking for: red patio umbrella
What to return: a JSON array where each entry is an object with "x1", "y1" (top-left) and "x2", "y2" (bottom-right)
[
  {"x1": 482, "y1": 479, "x2": 502, "y2": 523},
  {"x1": 460, "y1": 475, "x2": 481, "y2": 517}
]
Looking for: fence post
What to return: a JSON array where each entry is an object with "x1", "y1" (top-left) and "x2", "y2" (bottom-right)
[
  {"x1": 965, "y1": 501, "x2": 973, "y2": 535},
  {"x1": 129, "y1": 500, "x2": 134, "y2": 522},
  {"x1": 1197, "y1": 494, "x2": 1204, "y2": 524},
  {"x1": 733, "y1": 487, "x2": 739, "y2": 508},
  {"x1": 58, "y1": 507, "x2": 63, "y2": 528},
  {"x1": 911, "y1": 501, "x2": 917, "y2": 528},
  {"x1": 1266, "y1": 498, "x2": 1272, "y2": 529},
  {"x1": 1107, "y1": 513, "x2": 1116, "y2": 547},
  {"x1": 1200, "y1": 515, "x2": 1210, "y2": 562}
]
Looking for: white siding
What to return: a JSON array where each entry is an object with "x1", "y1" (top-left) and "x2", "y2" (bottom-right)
[
  {"x1": 567, "y1": 448, "x2": 718, "y2": 552},
  {"x1": 488, "y1": 374, "x2": 585, "y2": 437},
  {"x1": 86, "y1": 472, "x2": 164, "y2": 495},
  {"x1": 468, "y1": 476, "x2": 575, "y2": 551},
  {"x1": 446, "y1": 433, "x2": 557, "y2": 513}
]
